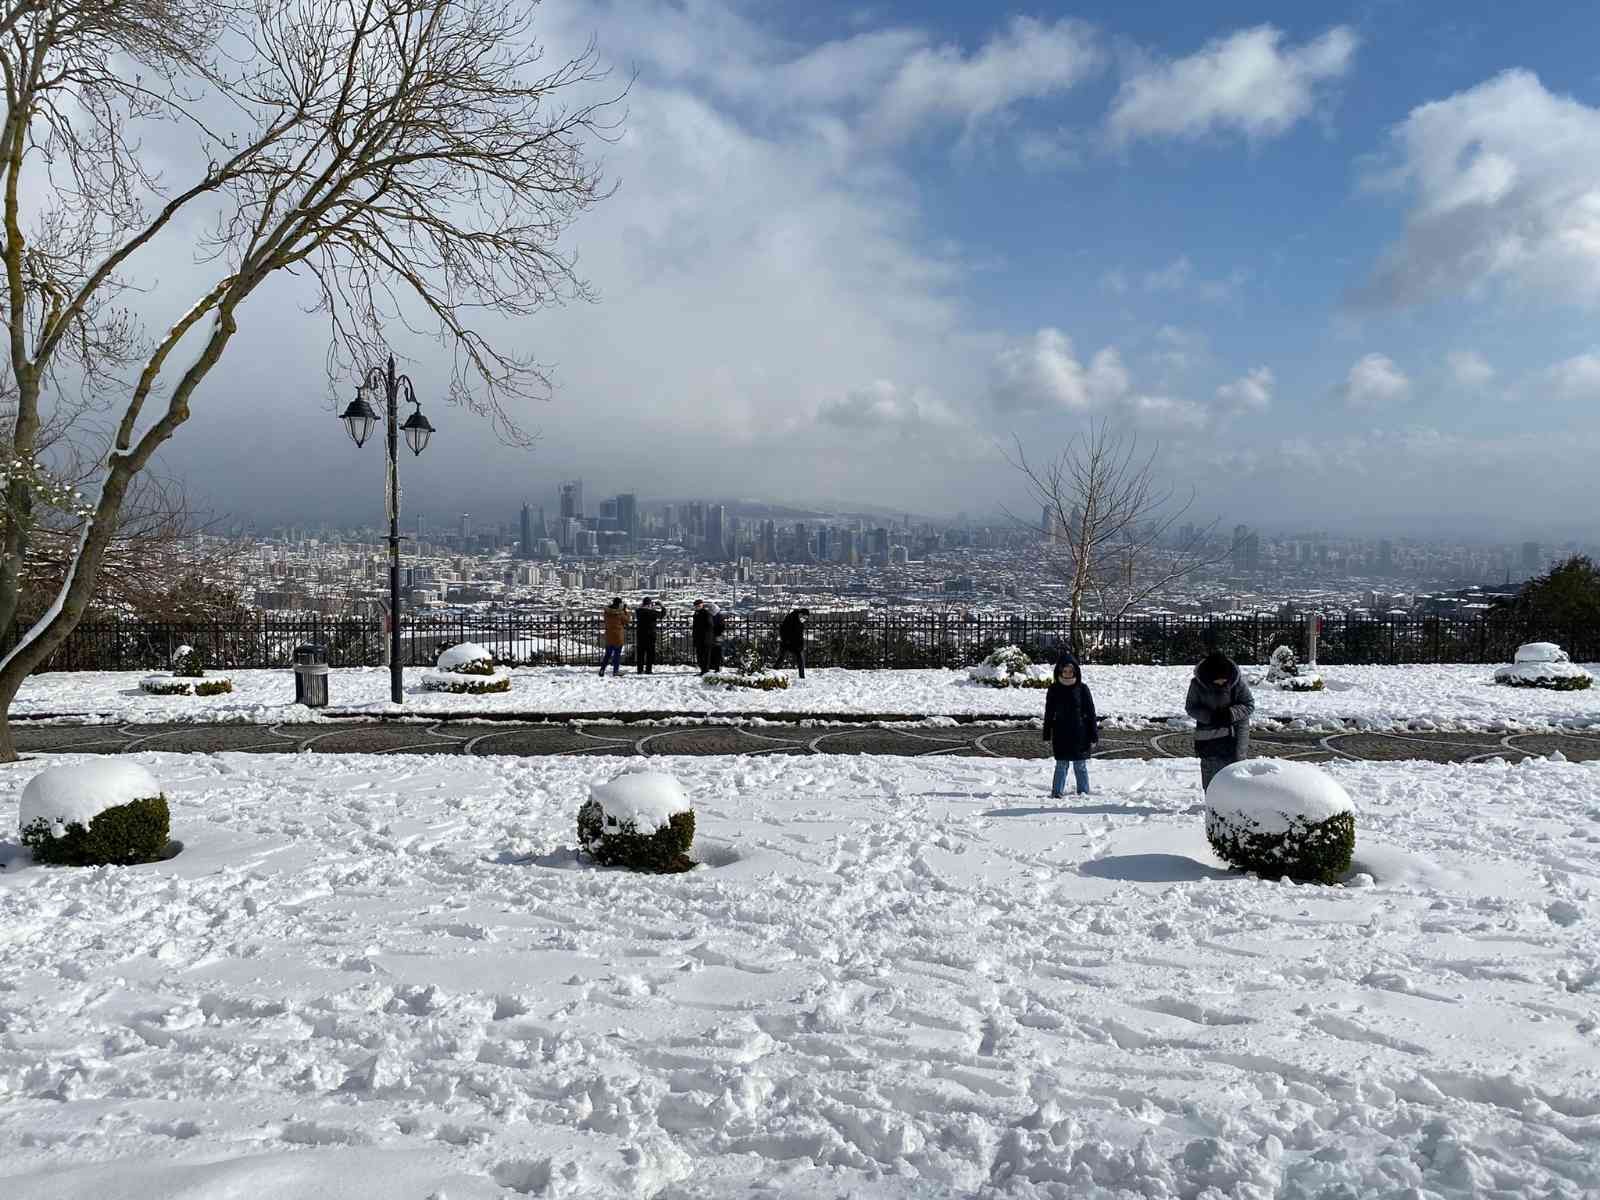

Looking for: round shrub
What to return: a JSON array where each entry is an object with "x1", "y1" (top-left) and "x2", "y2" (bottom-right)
[
  {"x1": 578, "y1": 771, "x2": 696, "y2": 873},
  {"x1": 172, "y1": 644, "x2": 206, "y2": 677},
  {"x1": 1494, "y1": 644, "x2": 1592, "y2": 691},
  {"x1": 969, "y1": 645, "x2": 1050, "y2": 688},
  {"x1": 704, "y1": 642, "x2": 790, "y2": 690},
  {"x1": 19, "y1": 763, "x2": 172, "y2": 867},
  {"x1": 139, "y1": 674, "x2": 235, "y2": 696},
  {"x1": 1205, "y1": 759, "x2": 1355, "y2": 884}
]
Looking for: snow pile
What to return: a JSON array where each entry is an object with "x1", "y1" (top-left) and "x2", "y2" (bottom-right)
[
  {"x1": 18, "y1": 761, "x2": 162, "y2": 837},
  {"x1": 578, "y1": 769, "x2": 695, "y2": 871},
  {"x1": 435, "y1": 642, "x2": 494, "y2": 672},
  {"x1": 0, "y1": 751, "x2": 1597, "y2": 1196},
  {"x1": 1495, "y1": 642, "x2": 1593, "y2": 691},
  {"x1": 587, "y1": 770, "x2": 691, "y2": 835},
  {"x1": 968, "y1": 644, "x2": 1051, "y2": 688},
  {"x1": 1265, "y1": 644, "x2": 1324, "y2": 692},
  {"x1": 422, "y1": 641, "x2": 511, "y2": 694},
  {"x1": 1205, "y1": 759, "x2": 1356, "y2": 883}
]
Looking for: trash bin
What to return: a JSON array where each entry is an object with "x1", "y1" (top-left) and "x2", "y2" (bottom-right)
[{"x1": 293, "y1": 643, "x2": 329, "y2": 708}]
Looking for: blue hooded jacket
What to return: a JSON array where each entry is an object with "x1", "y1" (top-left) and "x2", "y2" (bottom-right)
[{"x1": 1043, "y1": 653, "x2": 1098, "y2": 760}]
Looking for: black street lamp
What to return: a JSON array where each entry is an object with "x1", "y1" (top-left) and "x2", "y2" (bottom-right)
[{"x1": 339, "y1": 355, "x2": 435, "y2": 704}]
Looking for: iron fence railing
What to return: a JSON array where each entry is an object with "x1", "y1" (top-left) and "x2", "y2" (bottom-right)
[{"x1": 4, "y1": 611, "x2": 1589, "y2": 672}]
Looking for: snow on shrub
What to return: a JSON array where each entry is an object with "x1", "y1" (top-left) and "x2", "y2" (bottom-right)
[
  {"x1": 1266, "y1": 645, "x2": 1325, "y2": 692},
  {"x1": 422, "y1": 641, "x2": 512, "y2": 694},
  {"x1": 577, "y1": 770, "x2": 696, "y2": 873},
  {"x1": 1494, "y1": 643, "x2": 1593, "y2": 691},
  {"x1": 968, "y1": 645, "x2": 1051, "y2": 688},
  {"x1": 140, "y1": 644, "x2": 234, "y2": 697},
  {"x1": 704, "y1": 644, "x2": 790, "y2": 691},
  {"x1": 1205, "y1": 759, "x2": 1355, "y2": 885},
  {"x1": 19, "y1": 762, "x2": 172, "y2": 866}
]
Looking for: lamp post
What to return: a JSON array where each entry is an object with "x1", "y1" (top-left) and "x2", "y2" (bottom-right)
[{"x1": 339, "y1": 355, "x2": 435, "y2": 704}]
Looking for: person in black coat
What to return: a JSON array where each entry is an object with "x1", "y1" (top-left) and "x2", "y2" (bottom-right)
[
  {"x1": 691, "y1": 600, "x2": 711, "y2": 674},
  {"x1": 634, "y1": 598, "x2": 662, "y2": 674},
  {"x1": 1042, "y1": 653, "x2": 1098, "y2": 798},
  {"x1": 776, "y1": 607, "x2": 809, "y2": 678},
  {"x1": 1186, "y1": 650, "x2": 1255, "y2": 790}
]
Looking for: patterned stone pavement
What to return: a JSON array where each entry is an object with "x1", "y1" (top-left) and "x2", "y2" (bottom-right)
[{"x1": 12, "y1": 719, "x2": 1600, "y2": 763}]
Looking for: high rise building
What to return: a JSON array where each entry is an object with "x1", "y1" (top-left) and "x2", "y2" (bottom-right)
[
  {"x1": 616, "y1": 493, "x2": 638, "y2": 544},
  {"x1": 459, "y1": 513, "x2": 470, "y2": 541},
  {"x1": 705, "y1": 504, "x2": 727, "y2": 561},
  {"x1": 519, "y1": 503, "x2": 534, "y2": 559},
  {"x1": 559, "y1": 480, "x2": 584, "y2": 520},
  {"x1": 1521, "y1": 541, "x2": 1542, "y2": 575}
]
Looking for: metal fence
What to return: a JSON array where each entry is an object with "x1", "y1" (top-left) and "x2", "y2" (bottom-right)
[{"x1": 6, "y1": 610, "x2": 1590, "y2": 672}]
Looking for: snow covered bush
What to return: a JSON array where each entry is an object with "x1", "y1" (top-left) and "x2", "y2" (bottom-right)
[
  {"x1": 704, "y1": 643, "x2": 790, "y2": 691},
  {"x1": 421, "y1": 641, "x2": 512, "y2": 694},
  {"x1": 19, "y1": 762, "x2": 172, "y2": 867},
  {"x1": 1494, "y1": 643, "x2": 1592, "y2": 691},
  {"x1": 139, "y1": 644, "x2": 234, "y2": 696},
  {"x1": 968, "y1": 645, "x2": 1051, "y2": 688},
  {"x1": 577, "y1": 770, "x2": 696, "y2": 873},
  {"x1": 1205, "y1": 759, "x2": 1355, "y2": 885},
  {"x1": 1266, "y1": 644, "x2": 1325, "y2": 692}
]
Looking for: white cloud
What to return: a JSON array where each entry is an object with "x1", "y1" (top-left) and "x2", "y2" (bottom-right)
[
  {"x1": 1217, "y1": 366, "x2": 1274, "y2": 413},
  {"x1": 1446, "y1": 350, "x2": 1495, "y2": 388},
  {"x1": 988, "y1": 328, "x2": 1215, "y2": 433},
  {"x1": 1108, "y1": 25, "x2": 1357, "y2": 144},
  {"x1": 1335, "y1": 354, "x2": 1411, "y2": 409},
  {"x1": 816, "y1": 380, "x2": 962, "y2": 430},
  {"x1": 1360, "y1": 70, "x2": 1600, "y2": 306},
  {"x1": 1142, "y1": 257, "x2": 1247, "y2": 300},
  {"x1": 1546, "y1": 353, "x2": 1600, "y2": 398},
  {"x1": 990, "y1": 330, "x2": 1128, "y2": 414},
  {"x1": 864, "y1": 16, "x2": 1103, "y2": 146}
]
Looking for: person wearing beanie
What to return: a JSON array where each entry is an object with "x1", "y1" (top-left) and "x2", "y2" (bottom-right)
[
  {"x1": 1186, "y1": 649, "x2": 1254, "y2": 790},
  {"x1": 1043, "y1": 652, "x2": 1098, "y2": 798}
]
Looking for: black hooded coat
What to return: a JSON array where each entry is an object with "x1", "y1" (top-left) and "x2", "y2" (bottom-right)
[
  {"x1": 1042, "y1": 655, "x2": 1098, "y2": 760},
  {"x1": 1185, "y1": 651, "x2": 1254, "y2": 761}
]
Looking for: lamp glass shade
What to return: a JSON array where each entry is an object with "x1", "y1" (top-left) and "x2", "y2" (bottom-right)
[
  {"x1": 339, "y1": 396, "x2": 378, "y2": 448},
  {"x1": 401, "y1": 408, "x2": 435, "y2": 456}
]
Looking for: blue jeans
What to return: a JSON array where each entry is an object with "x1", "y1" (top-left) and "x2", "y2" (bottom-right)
[
  {"x1": 599, "y1": 645, "x2": 622, "y2": 675},
  {"x1": 1051, "y1": 758, "x2": 1089, "y2": 797}
]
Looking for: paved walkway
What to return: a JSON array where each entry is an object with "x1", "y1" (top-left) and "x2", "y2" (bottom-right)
[{"x1": 13, "y1": 719, "x2": 1600, "y2": 763}]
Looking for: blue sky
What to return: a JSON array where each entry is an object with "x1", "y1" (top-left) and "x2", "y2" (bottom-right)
[{"x1": 177, "y1": 0, "x2": 1600, "y2": 536}]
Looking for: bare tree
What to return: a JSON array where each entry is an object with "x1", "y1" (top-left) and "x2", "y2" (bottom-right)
[
  {"x1": 0, "y1": 0, "x2": 620, "y2": 757},
  {"x1": 1006, "y1": 419, "x2": 1222, "y2": 656}
]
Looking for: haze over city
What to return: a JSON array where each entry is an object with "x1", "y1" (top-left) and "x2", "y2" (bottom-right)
[{"x1": 149, "y1": 0, "x2": 1600, "y2": 540}]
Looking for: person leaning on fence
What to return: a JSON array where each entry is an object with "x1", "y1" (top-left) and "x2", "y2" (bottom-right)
[
  {"x1": 600, "y1": 597, "x2": 629, "y2": 678},
  {"x1": 691, "y1": 600, "x2": 711, "y2": 674},
  {"x1": 776, "y1": 607, "x2": 809, "y2": 678},
  {"x1": 1043, "y1": 652, "x2": 1097, "y2": 798},
  {"x1": 634, "y1": 597, "x2": 662, "y2": 675},
  {"x1": 1186, "y1": 649, "x2": 1254, "y2": 790}
]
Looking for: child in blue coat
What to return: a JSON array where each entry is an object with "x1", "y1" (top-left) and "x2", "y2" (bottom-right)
[{"x1": 1043, "y1": 653, "x2": 1098, "y2": 798}]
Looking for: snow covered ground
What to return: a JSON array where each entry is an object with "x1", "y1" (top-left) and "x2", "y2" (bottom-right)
[
  {"x1": 2, "y1": 750, "x2": 1597, "y2": 1198},
  {"x1": 10, "y1": 662, "x2": 1600, "y2": 731}
]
